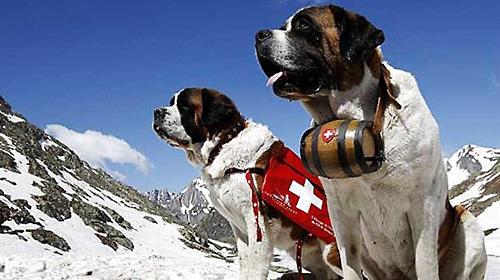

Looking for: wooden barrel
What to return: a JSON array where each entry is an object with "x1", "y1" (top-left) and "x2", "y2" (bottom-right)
[{"x1": 300, "y1": 119, "x2": 384, "y2": 178}]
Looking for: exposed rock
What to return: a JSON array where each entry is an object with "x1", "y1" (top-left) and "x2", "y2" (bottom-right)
[
  {"x1": 143, "y1": 216, "x2": 157, "y2": 224},
  {"x1": 12, "y1": 199, "x2": 30, "y2": 209},
  {"x1": 71, "y1": 198, "x2": 111, "y2": 225},
  {"x1": 30, "y1": 228, "x2": 70, "y2": 252},
  {"x1": 145, "y1": 179, "x2": 234, "y2": 243},
  {"x1": 196, "y1": 209, "x2": 234, "y2": 243},
  {"x1": 32, "y1": 182, "x2": 71, "y2": 221},
  {"x1": 0, "y1": 200, "x2": 13, "y2": 225},
  {"x1": 95, "y1": 234, "x2": 118, "y2": 251},
  {"x1": 0, "y1": 96, "x2": 12, "y2": 112},
  {"x1": 101, "y1": 205, "x2": 133, "y2": 230},
  {"x1": 72, "y1": 198, "x2": 133, "y2": 251},
  {"x1": 0, "y1": 177, "x2": 17, "y2": 185},
  {"x1": 0, "y1": 150, "x2": 19, "y2": 173},
  {"x1": 178, "y1": 227, "x2": 233, "y2": 262},
  {"x1": 457, "y1": 152, "x2": 483, "y2": 175},
  {"x1": 92, "y1": 223, "x2": 134, "y2": 251},
  {"x1": 12, "y1": 208, "x2": 38, "y2": 225}
]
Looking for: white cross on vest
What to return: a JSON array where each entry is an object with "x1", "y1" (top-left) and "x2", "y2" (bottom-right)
[{"x1": 289, "y1": 180, "x2": 323, "y2": 213}]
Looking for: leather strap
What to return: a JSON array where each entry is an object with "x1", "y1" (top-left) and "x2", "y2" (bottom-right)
[
  {"x1": 295, "y1": 233, "x2": 313, "y2": 280},
  {"x1": 245, "y1": 170, "x2": 263, "y2": 242},
  {"x1": 372, "y1": 64, "x2": 402, "y2": 135}
]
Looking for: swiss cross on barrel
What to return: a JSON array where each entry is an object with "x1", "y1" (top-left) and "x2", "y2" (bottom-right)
[
  {"x1": 321, "y1": 128, "x2": 337, "y2": 143},
  {"x1": 261, "y1": 147, "x2": 336, "y2": 244}
]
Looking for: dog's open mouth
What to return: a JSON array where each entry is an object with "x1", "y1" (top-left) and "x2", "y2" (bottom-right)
[{"x1": 257, "y1": 55, "x2": 324, "y2": 99}]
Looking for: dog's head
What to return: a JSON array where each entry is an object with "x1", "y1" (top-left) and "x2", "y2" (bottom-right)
[
  {"x1": 153, "y1": 88, "x2": 244, "y2": 164},
  {"x1": 255, "y1": 5, "x2": 384, "y2": 99}
]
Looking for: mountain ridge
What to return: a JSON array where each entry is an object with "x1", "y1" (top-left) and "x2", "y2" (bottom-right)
[
  {"x1": 145, "y1": 178, "x2": 234, "y2": 243},
  {"x1": 0, "y1": 95, "x2": 231, "y2": 260}
]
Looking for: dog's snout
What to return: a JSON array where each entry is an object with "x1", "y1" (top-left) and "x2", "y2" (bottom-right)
[
  {"x1": 154, "y1": 108, "x2": 166, "y2": 120},
  {"x1": 256, "y1": 29, "x2": 272, "y2": 42}
]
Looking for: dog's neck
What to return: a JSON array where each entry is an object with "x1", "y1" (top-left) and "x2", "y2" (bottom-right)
[
  {"x1": 205, "y1": 120, "x2": 247, "y2": 165},
  {"x1": 329, "y1": 63, "x2": 380, "y2": 121},
  {"x1": 203, "y1": 121, "x2": 277, "y2": 179},
  {"x1": 301, "y1": 63, "x2": 381, "y2": 126},
  {"x1": 185, "y1": 120, "x2": 247, "y2": 167}
]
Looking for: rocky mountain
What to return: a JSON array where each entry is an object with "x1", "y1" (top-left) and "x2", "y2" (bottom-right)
[
  {"x1": 0, "y1": 96, "x2": 233, "y2": 262},
  {"x1": 446, "y1": 144, "x2": 500, "y2": 268},
  {"x1": 146, "y1": 179, "x2": 209, "y2": 225},
  {"x1": 0, "y1": 96, "x2": 304, "y2": 279},
  {"x1": 447, "y1": 145, "x2": 500, "y2": 218},
  {"x1": 145, "y1": 179, "x2": 234, "y2": 243}
]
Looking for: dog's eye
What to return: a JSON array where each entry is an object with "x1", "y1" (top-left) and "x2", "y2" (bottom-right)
[{"x1": 294, "y1": 18, "x2": 311, "y2": 32}]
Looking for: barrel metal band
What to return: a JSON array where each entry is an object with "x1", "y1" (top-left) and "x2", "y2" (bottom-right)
[
  {"x1": 336, "y1": 120, "x2": 356, "y2": 177},
  {"x1": 310, "y1": 126, "x2": 328, "y2": 177},
  {"x1": 300, "y1": 127, "x2": 314, "y2": 175},
  {"x1": 354, "y1": 121, "x2": 374, "y2": 173}
]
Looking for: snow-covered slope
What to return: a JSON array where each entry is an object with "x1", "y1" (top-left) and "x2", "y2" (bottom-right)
[
  {"x1": 145, "y1": 179, "x2": 234, "y2": 243},
  {"x1": 446, "y1": 145, "x2": 500, "y2": 188},
  {"x1": 0, "y1": 96, "x2": 300, "y2": 279},
  {"x1": 0, "y1": 96, "x2": 240, "y2": 277},
  {"x1": 446, "y1": 144, "x2": 500, "y2": 279}
]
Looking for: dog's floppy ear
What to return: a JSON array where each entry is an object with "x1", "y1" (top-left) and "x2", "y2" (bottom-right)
[
  {"x1": 200, "y1": 89, "x2": 243, "y2": 137},
  {"x1": 331, "y1": 5, "x2": 385, "y2": 62}
]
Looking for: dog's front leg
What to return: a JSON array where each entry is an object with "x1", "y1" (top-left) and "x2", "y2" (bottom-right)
[
  {"x1": 409, "y1": 214, "x2": 440, "y2": 279},
  {"x1": 241, "y1": 208, "x2": 274, "y2": 280},
  {"x1": 335, "y1": 214, "x2": 363, "y2": 280},
  {"x1": 235, "y1": 236, "x2": 251, "y2": 280},
  {"x1": 327, "y1": 207, "x2": 363, "y2": 279},
  {"x1": 324, "y1": 184, "x2": 364, "y2": 280},
  {"x1": 408, "y1": 203, "x2": 441, "y2": 280}
]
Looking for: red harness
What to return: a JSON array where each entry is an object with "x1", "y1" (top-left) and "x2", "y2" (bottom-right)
[{"x1": 244, "y1": 146, "x2": 335, "y2": 279}]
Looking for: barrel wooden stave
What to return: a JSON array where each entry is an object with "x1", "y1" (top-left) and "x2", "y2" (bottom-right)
[{"x1": 300, "y1": 119, "x2": 382, "y2": 179}]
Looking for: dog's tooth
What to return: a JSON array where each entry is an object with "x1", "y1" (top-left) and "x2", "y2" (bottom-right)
[{"x1": 266, "y1": 72, "x2": 284, "y2": 87}]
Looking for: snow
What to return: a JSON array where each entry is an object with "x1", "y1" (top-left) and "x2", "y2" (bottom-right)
[
  {"x1": 0, "y1": 253, "x2": 240, "y2": 280},
  {"x1": 446, "y1": 145, "x2": 500, "y2": 188},
  {"x1": 446, "y1": 164, "x2": 471, "y2": 188},
  {"x1": 486, "y1": 229, "x2": 500, "y2": 280},
  {"x1": 0, "y1": 111, "x2": 25, "y2": 123},
  {"x1": 193, "y1": 179, "x2": 213, "y2": 207},
  {"x1": 487, "y1": 256, "x2": 500, "y2": 280},
  {"x1": 1, "y1": 128, "x2": 298, "y2": 279},
  {"x1": 477, "y1": 201, "x2": 500, "y2": 233},
  {"x1": 39, "y1": 139, "x2": 59, "y2": 151},
  {"x1": 0, "y1": 250, "x2": 297, "y2": 280}
]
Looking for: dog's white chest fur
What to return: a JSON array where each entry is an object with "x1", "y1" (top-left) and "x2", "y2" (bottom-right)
[{"x1": 319, "y1": 64, "x2": 452, "y2": 278}]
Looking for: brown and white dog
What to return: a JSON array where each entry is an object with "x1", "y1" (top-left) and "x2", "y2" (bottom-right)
[
  {"x1": 255, "y1": 5, "x2": 487, "y2": 280},
  {"x1": 153, "y1": 88, "x2": 342, "y2": 280}
]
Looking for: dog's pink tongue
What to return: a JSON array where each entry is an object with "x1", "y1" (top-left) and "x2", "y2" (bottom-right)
[{"x1": 266, "y1": 72, "x2": 284, "y2": 87}]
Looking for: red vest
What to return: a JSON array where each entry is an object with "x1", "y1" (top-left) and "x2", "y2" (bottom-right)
[{"x1": 261, "y1": 147, "x2": 335, "y2": 244}]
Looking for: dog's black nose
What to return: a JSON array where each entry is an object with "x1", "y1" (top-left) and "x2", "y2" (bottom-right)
[
  {"x1": 154, "y1": 108, "x2": 165, "y2": 120},
  {"x1": 256, "y1": 29, "x2": 272, "y2": 42}
]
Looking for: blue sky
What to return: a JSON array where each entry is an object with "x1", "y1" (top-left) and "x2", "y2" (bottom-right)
[{"x1": 1, "y1": 0, "x2": 499, "y2": 192}]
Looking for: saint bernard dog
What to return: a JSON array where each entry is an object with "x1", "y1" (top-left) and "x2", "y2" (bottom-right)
[
  {"x1": 153, "y1": 87, "x2": 342, "y2": 280},
  {"x1": 255, "y1": 5, "x2": 487, "y2": 280}
]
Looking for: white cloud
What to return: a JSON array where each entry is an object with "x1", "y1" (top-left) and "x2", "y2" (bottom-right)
[
  {"x1": 45, "y1": 124, "x2": 153, "y2": 179},
  {"x1": 107, "y1": 170, "x2": 127, "y2": 182}
]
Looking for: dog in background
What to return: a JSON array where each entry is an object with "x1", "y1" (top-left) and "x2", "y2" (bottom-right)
[
  {"x1": 255, "y1": 5, "x2": 487, "y2": 280},
  {"x1": 153, "y1": 87, "x2": 342, "y2": 280}
]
